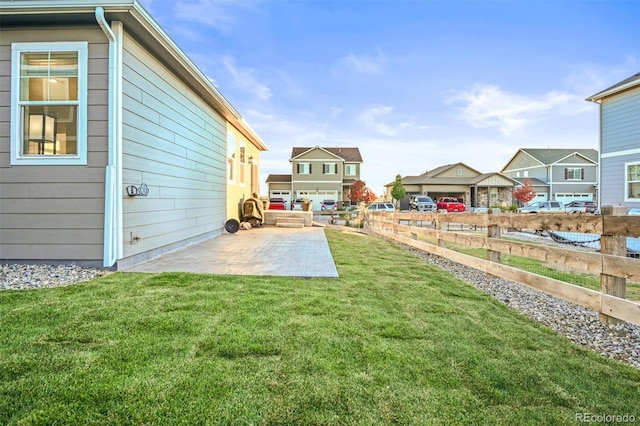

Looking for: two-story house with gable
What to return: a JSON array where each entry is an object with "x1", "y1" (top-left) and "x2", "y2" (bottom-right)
[
  {"x1": 501, "y1": 149, "x2": 599, "y2": 205},
  {"x1": 586, "y1": 72, "x2": 640, "y2": 209},
  {"x1": 266, "y1": 146, "x2": 362, "y2": 210}
]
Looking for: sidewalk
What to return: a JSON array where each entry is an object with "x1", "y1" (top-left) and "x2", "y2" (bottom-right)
[{"x1": 123, "y1": 226, "x2": 339, "y2": 278}]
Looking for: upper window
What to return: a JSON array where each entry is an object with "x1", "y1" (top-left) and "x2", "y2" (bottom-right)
[
  {"x1": 11, "y1": 42, "x2": 88, "y2": 165},
  {"x1": 323, "y1": 163, "x2": 337, "y2": 175},
  {"x1": 297, "y1": 163, "x2": 311, "y2": 175},
  {"x1": 565, "y1": 168, "x2": 584, "y2": 180},
  {"x1": 626, "y1": 162, "x2": 640, "y2": 201},
  {"x1": 345, "y1": 164, "x2": 356, "y2": 176},
  {"x1": 456, "y1": 167, "x2": 463, "y2": 176}
]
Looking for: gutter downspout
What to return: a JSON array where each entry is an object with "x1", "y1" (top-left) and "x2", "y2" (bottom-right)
[{"x1": 96, "y1": 7, "x2": 123, "y2": 267}]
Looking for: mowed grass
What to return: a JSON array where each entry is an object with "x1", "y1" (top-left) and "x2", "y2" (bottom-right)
[{"x1": 1, "y1": 229, "x2": 639, "y2": 425}]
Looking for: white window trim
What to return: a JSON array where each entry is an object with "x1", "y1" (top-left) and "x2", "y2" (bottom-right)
[
  {"x1": 227, "y1": 131, "x2": 236, "y2": 184},
  {"x1": 345, "y1": 164, "x2": 357, "y2": 176},
  {"x1": 625, "y1": 161, "x2": 640, "y2": 202},
  {"x1": 297, "y1": 162, "x2": 311, "y2": 175},
  {"x1": 11, "y1": 41, "x2": 88, "y2": 166},
  {"x1": 239, "y1": 142, "x2": 246, "y2": 186}
]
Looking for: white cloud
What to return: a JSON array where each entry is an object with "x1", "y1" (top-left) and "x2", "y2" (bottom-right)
[
  {"x1": 357, "y1": 105, "x2": 414, "y2": 136},
  {"x1": 222, "y1": 56, "x2": 272, "y2": 101},
  {"x1": 173, "y1": 0, "x2": 238, "y2": 33},
  {"x1": 446, "y1": 84, "x2": 586, "y2": 135},
  {"x1": 338, "y1": 50, "x2": 385, "y2": 74}
]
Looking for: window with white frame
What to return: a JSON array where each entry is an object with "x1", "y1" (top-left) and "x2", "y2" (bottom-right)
[
  {"x1": 239, "y1": 143, "x2": 246, "y2": 185},
  {"x1": 323, "y1": 163, "x2": 337, "y2": 174},
  {"x1": 345, "y1": 164, "x2": 356, "y2": 176},
  {"x1": 456, "y1": 167, "x2": 463, "y2": 176},
  {"x1": 297, "y1": 162, "x2": 311, "y2": 174},
  {"x1": 227, "y1": 132, "x2": 236, "y2": 182},
  {"x1": 565, "y1": 167, "x2": 584, "y2": 180},
  {"x1": 11, "y1": 42, "x2": 88, "y2": 165},
  {"x1": 627, "y1": 162, "x2": 640, "y2": 200}
]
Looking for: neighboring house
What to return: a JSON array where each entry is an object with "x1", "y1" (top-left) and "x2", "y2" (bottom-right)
[
  {"x1": 385, "y1": 163, "x2": 516, "y2": 210},
  {"x1": 586, "y1": 72, "x2": 640, "y2": 209},
  {"x1": 0, "y1": 1, "x2": 267, "y2": 269},
  {"x1": 500, "y1": 149, "x2": 599, "y2": 205},
  {"x1": 265, "y1": 146, "x2": 362, "y2": 210}
]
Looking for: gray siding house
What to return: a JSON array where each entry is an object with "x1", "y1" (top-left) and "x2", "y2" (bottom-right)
[
  {"x1": 0, "y1": 1, "x2": 266, "y2": 268},
  {"x1": 587, "y1": 72, "x2": 640, "y2": 209},
  {"x1": 501, "y1": 149, "x2": 599, "y2": 205}
]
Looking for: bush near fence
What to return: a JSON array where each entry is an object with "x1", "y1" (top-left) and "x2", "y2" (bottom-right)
[{"x1": 366, "y1": 207, "x2": 640, "y2": 326}]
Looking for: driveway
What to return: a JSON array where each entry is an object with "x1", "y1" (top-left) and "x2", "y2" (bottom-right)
[{"x1": 123, "y1": 226, "x2": 339, "y2": 278}]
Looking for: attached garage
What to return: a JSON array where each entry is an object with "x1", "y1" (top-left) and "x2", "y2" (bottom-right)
[{"x1": 297, "y1": 190, "x2": 338, "y2": 211}]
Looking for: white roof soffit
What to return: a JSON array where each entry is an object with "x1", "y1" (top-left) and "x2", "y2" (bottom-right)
[{"x1": 0, "y1": 0, "x2": 268, "y2": 151}]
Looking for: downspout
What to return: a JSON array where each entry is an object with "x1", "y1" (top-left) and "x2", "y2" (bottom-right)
[{"x1": 96, "y1": 7, "x2": 123, "y2": 267}]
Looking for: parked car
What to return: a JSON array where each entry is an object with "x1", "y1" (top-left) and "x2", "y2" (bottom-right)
[
  {"x1": 368, "y1": 202, "x2": 395, "y2": 212},
  {"x1": 409, "y1": 195, "x2": 437, "y2": 212},
  {"x1": 320, "y1": 199, "x2": 338, "y2": 211},
  {"x1": 629, "y1": 208, "x2": 640, "y2": 216},
  {"x1": 517, "y1": 201, "x2": 564, "y2": 213},
  {"x1": 564, "y1": 201, "x2": 586, "y2": 213},
  {"x1": 268, "y1": 197, "x2": 287, "y2": 210},
  {"x1": 565, "y1": 201, "x2": 597, "y2": 214},
  {"x1": 290, "y1": 198, "x2": 303, "y2": 210},
  {"x1": 436, "y1": 197, "x2": 466, "y2": 212}
]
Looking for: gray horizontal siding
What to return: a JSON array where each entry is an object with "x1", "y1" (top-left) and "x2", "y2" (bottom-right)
[
  {"x1": 0, "y1": 27, "x2": 108, "y2": 264},
  {"x1": 121, "y1": 34, "x2": 227, "y2": 261},
  {"x1": 601, "y1": 90, "x2": 640, "y2": 154}
]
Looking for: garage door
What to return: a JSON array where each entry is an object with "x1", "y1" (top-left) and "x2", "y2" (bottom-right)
[
  {"x1": 297, "y1": 191, "x2": 338, "y2": 211},
  {"x1": 269, "y1": 191, "x2": 291, "y2": 207}
]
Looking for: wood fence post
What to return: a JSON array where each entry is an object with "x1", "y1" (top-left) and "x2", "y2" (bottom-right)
[
  {"x1": 599, "y1": 205, "x2": 628, "y2": 325},
  {"x1": 487, "y1": 208, "x2": 501, "y2": 264},
  {"x1": 437, "y1": 213, "x2": 446, "y2": 248}
]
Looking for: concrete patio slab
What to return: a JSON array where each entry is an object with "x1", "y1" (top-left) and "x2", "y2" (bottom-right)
[{"x1": 123, "y1": 225, "x2": 339, "y2": 278}]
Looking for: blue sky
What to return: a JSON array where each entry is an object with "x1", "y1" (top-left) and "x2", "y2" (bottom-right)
[{"x1": 138, "y1": 0, "x2": 639, "y2": 196}]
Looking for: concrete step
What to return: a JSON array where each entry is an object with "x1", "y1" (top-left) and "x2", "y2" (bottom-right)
[
  {"x1": 276, "y1": 222, "x2": 305, "y2": 228},
  {"x1": 276, "y1": 216, "x2": 306, "y2": 228}
]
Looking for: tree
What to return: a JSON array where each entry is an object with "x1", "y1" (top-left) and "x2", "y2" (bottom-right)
[
  {"x1": 348, "y1": 179, "x2": 377, "y2": 204},
  {"x1": 390, "y1": 174, "x2": 406, "y2": 208},
  {"x1": 513, "y1": 178, "x2": 536, "y2": 205}
]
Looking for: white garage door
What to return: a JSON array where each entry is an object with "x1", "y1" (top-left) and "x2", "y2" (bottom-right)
[
  {"x1": 269, "y1": 191, "x2": 292, "y2": 207},
  {"x1": 297, "y1": 191, "x2": 338, "y2": 211}
]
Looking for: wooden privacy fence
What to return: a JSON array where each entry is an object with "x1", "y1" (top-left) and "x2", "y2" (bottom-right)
[{"x1": 366, "y1": 207, "x2": 640, "y2": 326}]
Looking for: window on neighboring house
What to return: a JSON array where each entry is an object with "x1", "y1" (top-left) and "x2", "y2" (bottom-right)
[
  {"x1": 345, "y1": 164, "x2": 356, "y2": 176},
  {"x1": 627, "y1": 162, "x2": 640, "y2": 200},
  {"x1": 456, "y1": 167, "x2": 463, "y2": 176},
  {"x1": 523, "y1": 171, "x2": 528, "y2": 177},
  {"x1": 227, "y1": 132, "x2": 236, "y2": 182},
  {"x1": 323, "y1": 163, "x2": 337, "y2": 174},
  {"x1": 11, "y1": 42, "x2": 88, "y2": 165},
  {"x1": 490, "y1": 187, "x2": 498, "y2": 205},
  {"x1": 297, "y1": 163, "x2": 312, "y2": 174},
  {"x1": 565, "y1": 168, "x2": 584, "y2": 180},
  {"x1": 239, "y1": 143, "x2": 246, "y2": 185}
]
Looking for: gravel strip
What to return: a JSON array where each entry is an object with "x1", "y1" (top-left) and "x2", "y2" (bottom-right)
[
  {"x1": 1, "y1": 264, "x2": 110, "y2": 290},
  {"x1": 380, "y1": 235, "x2": 640, "y2": 370}
]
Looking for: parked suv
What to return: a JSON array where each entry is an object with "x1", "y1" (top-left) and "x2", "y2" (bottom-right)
[
  {"x1": 565, "y1": 201, "x2": 598, "y2": 214},
  {"x1": 517, "y1": 201, "x2": 564, "y2": 213},
  {"x1": 320, "y1": 199, "x2": 338, "y2": 211},
  {"x1": 409, "y1": 195, "x2": 437, "y2": 212}
]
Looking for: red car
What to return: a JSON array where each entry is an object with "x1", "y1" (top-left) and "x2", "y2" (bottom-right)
[{"x1": 268, "y1": 197, "x2": 286, "y2": 210}]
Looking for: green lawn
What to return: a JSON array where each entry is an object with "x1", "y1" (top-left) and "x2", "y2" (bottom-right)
[{"x1": 1, "y1": 229, "x2": 639, "y2": 425}]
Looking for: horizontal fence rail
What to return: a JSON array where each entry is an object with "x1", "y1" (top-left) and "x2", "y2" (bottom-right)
[{"x1": 366, "y1": 209, "x2": 640, "y2": 326}]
